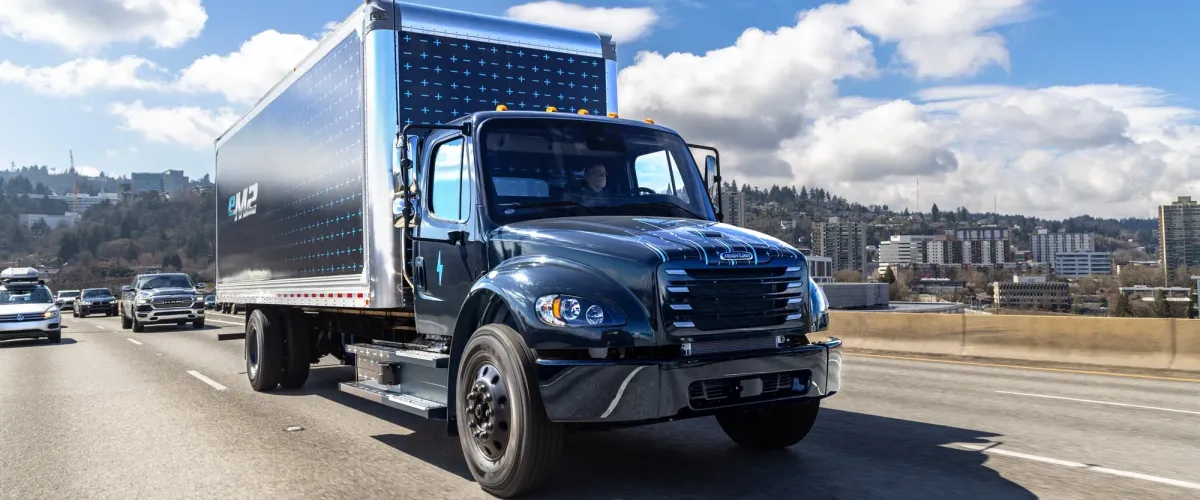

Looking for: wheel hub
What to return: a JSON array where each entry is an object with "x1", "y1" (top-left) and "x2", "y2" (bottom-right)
[{"x1": 464, "y1": 363, "x2": 511, "y2": 461}]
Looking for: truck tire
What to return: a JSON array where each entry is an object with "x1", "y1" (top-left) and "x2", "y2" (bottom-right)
[
  {"x1": 132, "y1": 317, "x2": 145, "y2": 333},
  {"x1": 716, "y1": 399, "x2": 821, "y2": 450},
  {"x1": 246, "y1": 309, "x2": 284, "y2": 392},
  {"x1": 121, "y1": 312, "x2": 132, "y2": 329},
  {"x1": 280, "y1": 312, "x2": 311, "y2": 389},
  {"x1": 456, "y1": 323, "x2": 562, "y2": 498},
  {"x1": 193, "y1": 319, "x2": 205, "y2": 329}
]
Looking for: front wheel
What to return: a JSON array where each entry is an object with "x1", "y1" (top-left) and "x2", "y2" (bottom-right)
[
  {"x1": 121, "y1": 312, "x2": 132, "y2": 329},
  {"x1": 456, "y1": 324, "x2": 562, "y2": 498},
  {"x1": 716, "y1": 399, "x2": 821, "y2": 450}
]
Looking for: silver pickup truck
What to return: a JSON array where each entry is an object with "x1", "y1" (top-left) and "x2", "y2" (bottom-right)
[{"x1": 119, "y1": 273, "x2": 206, "y2": 332}]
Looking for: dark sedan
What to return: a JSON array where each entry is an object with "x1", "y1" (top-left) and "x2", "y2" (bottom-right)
[{"x1": 74, "y1": 288, "x2": 118, "y2": 317}]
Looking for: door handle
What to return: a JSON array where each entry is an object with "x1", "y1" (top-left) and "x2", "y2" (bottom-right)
[
  {"x1": 447, "y1": 230, "x2": 467, "y2": 245},
  {"x1": 414, "y1": 256, "x2": 426, "y2": 290}
]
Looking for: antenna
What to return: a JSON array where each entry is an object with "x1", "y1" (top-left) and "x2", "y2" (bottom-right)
[{"x1": 916, "y1": 177, "x2": 920, "y2": 214}]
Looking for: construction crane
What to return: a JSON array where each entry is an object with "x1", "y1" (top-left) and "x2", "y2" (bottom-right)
[{"x1": 69, "y1": 150, "x2": 78, "y2": 213}]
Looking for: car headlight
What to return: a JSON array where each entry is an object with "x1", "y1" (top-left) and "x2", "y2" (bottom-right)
[
  {"x1": 136, "y1": 297, "x2": 150, "y2": 304},
  {"x1": 535, "y1": 294, "x2": 626, "y2": 327},
  {"x1": 44, "y1": 308, "x2": 59, "y2": 319},
  {"x1": 79, "y1": 300, "x2": 91, "y2": 306},
  {"x1": 809, "y1": 281, "x2": 829, "y2": 331}
]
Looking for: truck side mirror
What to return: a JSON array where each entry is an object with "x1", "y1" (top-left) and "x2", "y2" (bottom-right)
[
  {"x1": 121, "y1": 285, "x2": 132, "y2": 293},
  {"x1": 196, "y1": 282, "x2": 206, "y2": 289},
  {"x1": 704, "y1": 155, "x2": 717, "y2": 186}
]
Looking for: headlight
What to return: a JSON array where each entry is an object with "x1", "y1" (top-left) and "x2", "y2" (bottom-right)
[
  {"x1": 43, "y1": 308, "x2": 59, "y2": 319},
  {"x1": 809, "y1": 281, "x2": 829, "y2": 331},
  {"x1": 136, "y1": 297, "x2": 150, "y2": 304},
  {"x1": 79, "y1": 300, "x2": 91, "y2": 306},
  {"x1": 535, "y1": 294, "x2": 626, "y2": 327}
]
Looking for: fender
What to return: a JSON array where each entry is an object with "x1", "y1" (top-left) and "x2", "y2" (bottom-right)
[{"x1": 458, "y1": 255, "x2": 657, "y2": 350}]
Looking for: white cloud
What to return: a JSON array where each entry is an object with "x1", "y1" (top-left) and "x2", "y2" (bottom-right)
[
  {"x1": 617, "y1": 0, "x2": 1200, "y2": 218},
  {"x1": 74, "y1": 165, "x2": 103, "y2": 177},
  {"x1": 109, "y1": 101, "x2": 239, "y2": 151},
  {"x1": 175, "y1": 30, "x2": 319, "y2": 105},
  {"x1": 0, "y1": 0, "x2": 207, "y2": 52},
  {"x1": 318, "y1": 21, "x2": 340, "y2": 40},
  {"x1": 0, "y1": 56, "x2": 167, "y2": 95},
  {"x1": 505, "y1": 1, "x2": 660, "y2": 43},
  {"x1": 105, "y1": 149, "x2": 118, "y2": 159}
]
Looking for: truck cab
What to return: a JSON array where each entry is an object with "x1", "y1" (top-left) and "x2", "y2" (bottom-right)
[{"x1": 214, "y1": 2, "x2": 839, "y2": 496}]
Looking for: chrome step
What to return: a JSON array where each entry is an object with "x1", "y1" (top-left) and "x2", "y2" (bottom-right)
[
  {"x1": 346, "y1": 342, "x2": 449, "y2": 368},
  {"x1": 338, "y1": 381, "x2": 447, "y2": 419}
]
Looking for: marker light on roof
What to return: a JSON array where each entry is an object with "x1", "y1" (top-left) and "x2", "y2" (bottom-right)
[
  {"x1": 496, "y1": 104, "x2": 508, "y2": 111},
  {"x1": 644, "y1": 118, "x2": 655, "y2": 124},
  {"x1": 607, "y1": 112, "x2": 619, "y2": 118},
  {"x1": 546, "y1": 106, "x2": 557, "y2": 112},
  {"x1": 577, "y1": 109, "x2": 589, "y2": 115}
]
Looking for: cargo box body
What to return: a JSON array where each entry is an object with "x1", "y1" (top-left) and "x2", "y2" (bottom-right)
[{"x1": 214, "y1": 1, "x2": 618, "y2": 310}]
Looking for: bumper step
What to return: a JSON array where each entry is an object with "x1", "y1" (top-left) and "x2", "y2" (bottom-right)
[
  {"x1": 346, "y1": 342, "x2": 449, "y2": 368},
  {"x1": 338, "y1": 381, "x2": 447, "y2": 419}
]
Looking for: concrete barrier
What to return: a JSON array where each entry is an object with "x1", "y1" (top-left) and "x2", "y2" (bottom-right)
[{"x1": 826, "y1": 311, "x2": 1199, "y2": 372}]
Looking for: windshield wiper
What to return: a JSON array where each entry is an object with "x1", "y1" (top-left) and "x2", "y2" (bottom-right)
[{"x1": 500, "y1": 200, "x2": 600, "y2": 215}]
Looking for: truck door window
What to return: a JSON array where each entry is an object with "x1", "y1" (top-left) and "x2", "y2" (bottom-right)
[
  {"x1": 633, "y1": 150, "x2": 690, "y2": 204},
  {"x1": 429, "y1": 137, "x2": 469, "y2": 222}
]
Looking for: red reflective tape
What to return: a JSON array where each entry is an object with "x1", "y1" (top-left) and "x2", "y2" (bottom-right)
[{"x1": 357, "y1": 293, "x2": 364, "y2": 298}]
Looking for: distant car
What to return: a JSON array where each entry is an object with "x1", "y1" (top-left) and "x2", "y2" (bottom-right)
[
  {"x1": 204, "y1": 295, "x2": 216, "y2": 309},
  {"x1": 55, "y1": 290, "x2": 80, "y2": 309},
  {"x1": 119, "y1": 272, "x2": 205, "y2": 332},
  {"x1": 0, "y1": 267, "x2": 61, "y2": 344},
  {"x1": 73, "y1": 288, "x2": 117, "y2": 318}
]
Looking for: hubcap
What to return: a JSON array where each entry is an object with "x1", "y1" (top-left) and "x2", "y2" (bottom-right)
[
  {"x1": 464, "y1": 362, "x2": 511, "y2": 461},
  {"x1": 247, "y1": 327, "x2": 259, "y2": 378}
]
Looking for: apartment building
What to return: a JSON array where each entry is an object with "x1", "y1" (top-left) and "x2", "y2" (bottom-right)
[
  {"x1": 877, "y1": 234, "x2": 935, "y2": 265},
  {"x1": 1159, "y1": 195, "x2": 1200, "y2": 276},
  {"x1": 812, "y1": 218, "x2": 867, "y2": 272},
  {"x1": 993, "y1": 275, "x2": 1070, "y2": 311},
  {"x1": 1031, "y1": 228, "x2": 1095, "y2": 264},
  {"x1": 1053, "y1": 251, "x2": 1113, "y2": 278}
]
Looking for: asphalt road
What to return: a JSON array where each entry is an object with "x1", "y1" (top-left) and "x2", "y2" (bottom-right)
[{"x1": 1, "y1": 313, "x2": 1198, "y2": 499}]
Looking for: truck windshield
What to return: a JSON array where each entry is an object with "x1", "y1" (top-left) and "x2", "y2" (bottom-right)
[{"x1": 476, "y1": 118, "x2": 715, "y2": 225}]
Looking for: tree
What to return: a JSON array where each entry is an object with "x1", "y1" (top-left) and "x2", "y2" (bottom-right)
[
  {"x1": 881, "y1": 267, "x2": 896, "y2": 284},
  {"x1": 58, "y1": 233, "x2": 80, "y2": 262},
  {"x1": 931, "y1": 203, "x2": 940, "y2": 221},
  {"x1": 1154, "y1": 290, "x2": 1170, "y2": 318}
]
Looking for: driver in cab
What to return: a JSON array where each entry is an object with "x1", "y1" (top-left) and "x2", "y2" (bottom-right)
[{"x1": 577, "y1": 163, "x2": 609, "y2": 197}]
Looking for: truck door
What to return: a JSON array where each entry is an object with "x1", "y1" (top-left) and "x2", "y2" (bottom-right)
[{"x1": 412, "y1": 135, "x2": 484, "y2": 336}]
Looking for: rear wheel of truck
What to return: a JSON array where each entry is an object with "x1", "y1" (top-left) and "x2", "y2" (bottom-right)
[
  {"x1": 716, "y1": 399, "x2": 821, "y2": 450},
  {"x1": 279, "y1": 312, "x2": 311, "y2": 389},
  {"x1": 456, "y1": 323, "x2": 562, "y2": 498},
  {"x1": 246, "y1": 309, "x2": 284, "y2": 392}
]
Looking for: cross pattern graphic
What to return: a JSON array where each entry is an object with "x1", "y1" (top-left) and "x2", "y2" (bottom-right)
[
  {"x1": 221, "y1": 35, "x2": 367, "y2": 279},
  {"x1": 396, "y1": 31, "x2": 607, "y2": 127}
]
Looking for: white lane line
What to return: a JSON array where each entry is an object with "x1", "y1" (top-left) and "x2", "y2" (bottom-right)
[
  {"x1": 126, "y1": 338, "x2": 143, "y2": 346},
  {"x1": 206, "y1": 319, "x2": 243, "y2": 326},
  {"x1": 186, "y1": 370, "x2": 227, "y2": 391},
  {"x1": 996, "y1": 390, "x2": 1200, "y2": 416},
  {"x1": 951, "y1": 443, "x2": 1200, "y2": 491},
  {"x1": 96, "y1": 325, "x2": 105, "y2": 329}
]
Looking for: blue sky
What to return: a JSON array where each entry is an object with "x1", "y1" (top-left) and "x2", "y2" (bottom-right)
[{"x1": 0, "y1": 0, "x2": 1197, "y2": 218}]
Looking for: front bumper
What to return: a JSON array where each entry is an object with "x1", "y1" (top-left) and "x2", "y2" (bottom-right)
[
  {"x1": 134, "y1": 307, "x2": 204, "y2": 324},
  {"x1": 78, "y1": 302, "x2": 117, "y2": 315},
  {"x1": 0, "y1": 315, "x2": 61, "y2": 341},
  {"x1": 536, "y1": 337, "x2": 842, "y2": 423}
]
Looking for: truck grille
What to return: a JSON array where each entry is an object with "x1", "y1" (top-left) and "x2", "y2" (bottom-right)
[
  {"x1": 152, "y1": 298, "x2": 193, "y2": 308},
  {"x1": 661, "y1": 266, "x2": 805, "y2": 333}
]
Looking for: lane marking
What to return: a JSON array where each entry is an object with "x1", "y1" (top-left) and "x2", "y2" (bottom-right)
[
  {"x1": 850, "y1": 353, "x2": 1200, "y2": 383},
  {"x1": 186, "y1": 370, "x2": 227, "y2": 391},
  {"x1": 126, "y1": 338, "x2": 143, "y2": 346},
  {"x1": 950, "y1": 442, "x2": 1200, "y2": 491},
  {"x1": 995, "y1": 390, "x2": 1200, "y2": 416},
  {"x1": 207, "y1": 319, "x2": 244, "y2": 326},
  {"x1": 96, "y1": 325, "x2": 105, "y2": 330}
]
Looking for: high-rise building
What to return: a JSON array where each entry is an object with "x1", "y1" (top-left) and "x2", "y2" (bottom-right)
[
  {"x1": 1031, "y1": 228, "x2": 1095, "y2": 263},
  {"x1": 812, "y1": 218, "x2": 866, "y2": 273},
  {"x1": 1159, "y1": 196, "x2": 1200, "y2": 276},
  {"x1": 718, "y1": 188, "x2": 746, "y2": 227},
  {"x1": 131, "y1": 172, "x2": 162, "y2": 194},
  {"x1": 161, "y1": 169, "x2": 189, "y2": 198}
]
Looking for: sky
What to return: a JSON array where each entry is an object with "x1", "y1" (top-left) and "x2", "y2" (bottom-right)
[{"x1": 1, "y1": 0, "x2": 1198, "y2": 220}]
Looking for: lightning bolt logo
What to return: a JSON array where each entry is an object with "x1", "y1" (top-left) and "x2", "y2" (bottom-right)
[{"x1": 436, "y1": 251, "x2": 444, "y2": 286}]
